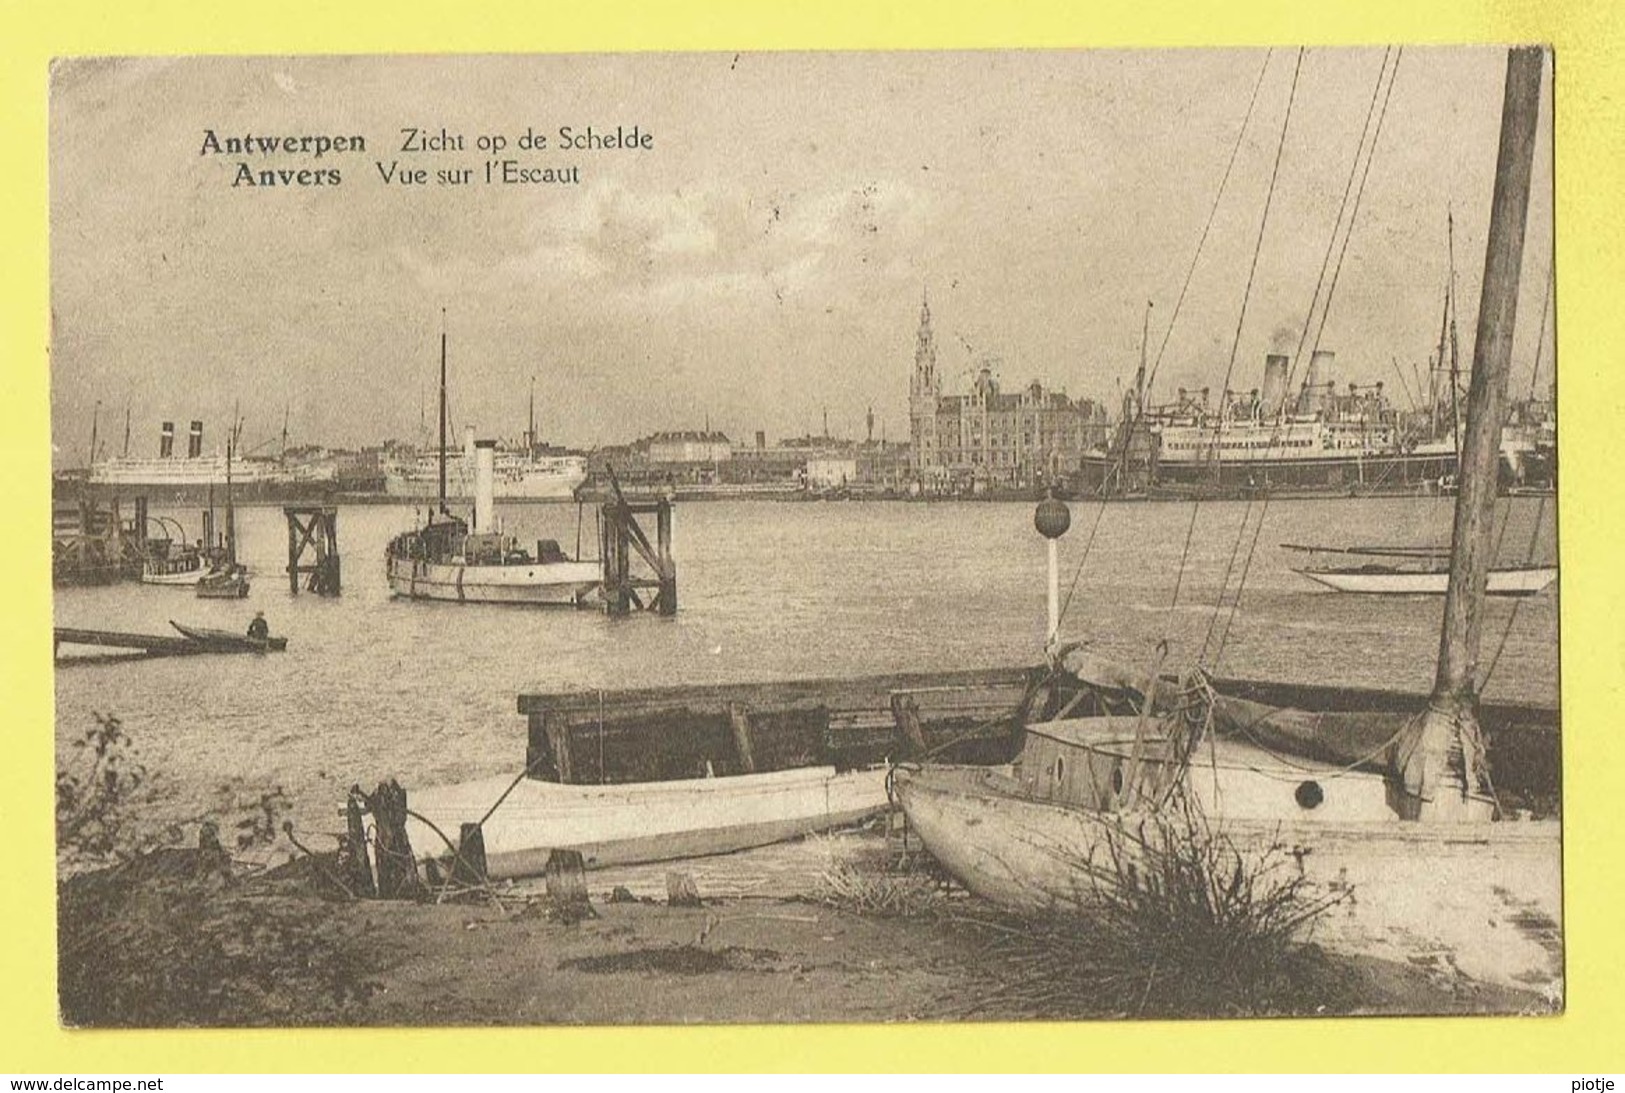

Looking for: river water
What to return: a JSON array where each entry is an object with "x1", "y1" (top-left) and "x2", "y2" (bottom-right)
[{"x1": 52, "y1": 495, "x2": 1558, "y2": 844}]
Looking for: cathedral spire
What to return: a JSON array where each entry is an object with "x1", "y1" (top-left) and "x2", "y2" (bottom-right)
[{"x1": 912, "y1": 288, "x2": 937, "y2": 397}]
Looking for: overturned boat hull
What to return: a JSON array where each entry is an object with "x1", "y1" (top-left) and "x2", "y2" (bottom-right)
[{"x1": 404, "y1": 765, "x2": 890, "y2": 878}]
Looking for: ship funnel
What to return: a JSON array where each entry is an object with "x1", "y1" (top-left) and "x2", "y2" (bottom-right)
[
  {"x1": 1261, "y1": 354, "x2": 1290, "y2": 416},
  {"x1": 188, "y1": 420, "x2": 204, "y2": 458},
  {"x1": 473, "y1": 439, "x2": 497, "y2": 533},
  {"x1": 1299, "y1": 350, "x2": 1335, "y2": 413},
  {"x1": 159, "y1": 421, "x2": 174, "y2": 458}
]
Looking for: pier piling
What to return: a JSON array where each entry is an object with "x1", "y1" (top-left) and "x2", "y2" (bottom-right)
[
  {"x1": 284, "y1": 506, "x2": 341, "y2": 595},
  {"x1": 599, "y1": 470, "x2": 677, "y2": 617}
]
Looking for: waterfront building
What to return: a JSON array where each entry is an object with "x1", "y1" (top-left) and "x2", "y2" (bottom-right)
[
  {"x1": 907, "y1": 296, "x2": 1110, "y2": 491},
  {"x1": 647, "y1": 430, "x2": 733, "y2": 465}
]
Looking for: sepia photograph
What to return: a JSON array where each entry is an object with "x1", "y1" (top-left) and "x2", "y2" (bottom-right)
[{"x1": 48, "y1": 47, "x2": 1560, "y2": 1027}]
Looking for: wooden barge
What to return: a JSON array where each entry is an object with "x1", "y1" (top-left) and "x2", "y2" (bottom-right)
[{"x1": 514, "y1": 666, "x2": 1557, "y2": 802}]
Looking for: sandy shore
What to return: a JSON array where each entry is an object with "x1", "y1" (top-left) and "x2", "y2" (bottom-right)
[{"x1": 56, "y1": 829, "x2": 1551, "y2": 1028}]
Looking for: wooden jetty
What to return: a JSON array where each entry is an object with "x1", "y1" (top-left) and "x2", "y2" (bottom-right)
[
  {"x1": 54, "y1": 622, "x2": 288, "y2": 661},
  {"x1": 52, "y1": 497, "x2": 146, "y2": 586}
]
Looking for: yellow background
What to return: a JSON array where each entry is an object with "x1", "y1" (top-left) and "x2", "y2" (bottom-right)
[{"x1": 4, "y1": 0, "x2": 1621, "y2": 1073}]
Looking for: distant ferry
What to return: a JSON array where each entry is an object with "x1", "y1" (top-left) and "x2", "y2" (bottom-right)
[{"x1": 384, "y1": 431, "x2": 587, "y2": 501}]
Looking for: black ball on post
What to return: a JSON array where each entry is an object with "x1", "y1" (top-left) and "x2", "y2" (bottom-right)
[{"x1": 1034, "y1": 489, "x2": 1071, "y2": 540}]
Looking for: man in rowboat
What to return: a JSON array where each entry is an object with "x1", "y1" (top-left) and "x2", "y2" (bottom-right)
[{"x1": 246, "y1": 611, "x2": 269, "y2": 640}]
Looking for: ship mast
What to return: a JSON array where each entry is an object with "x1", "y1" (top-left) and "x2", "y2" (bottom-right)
[
  {"x1": 528, "y1": 374, "x2": 536, "y2": 453},
  {"x1": 1431, "y1": 258, "x2": 1450, "y2": 437},
  {"x1": 226, "y1": 404, "x2": 240, "y2": 567},
  {"x1": 438, "y1": 309, "x2": 448, "y2": 515},
  {"x1": 1400, "y1": 46, "x2": 1543, "y2": 821},
  {"x1": 88, "y1": 401, "x2": 100, "y2": 469}
]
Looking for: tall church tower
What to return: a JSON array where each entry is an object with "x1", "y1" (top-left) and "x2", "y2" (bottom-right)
[{"x1": 909, "y1": 290, "x2": 940, "y2": 473}]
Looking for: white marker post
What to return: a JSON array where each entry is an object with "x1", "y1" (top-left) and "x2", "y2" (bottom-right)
[{"x1": 1034, "y1": 489, "x2": 1072, "y2": 648}]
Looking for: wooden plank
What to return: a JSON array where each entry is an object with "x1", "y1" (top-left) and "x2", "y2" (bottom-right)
[
  {"x1": 727, "y1": 703, "x2": 757, "y2": 773},
  {"x1": 519, "y1": 664, "x2": 1042, "y2": 716},
  {"x1": 52, "y1": 627, "x2": 200, "y2": 654},
  {"x1": 546, "y1": 721, "x2": 576, "y2": 784}
]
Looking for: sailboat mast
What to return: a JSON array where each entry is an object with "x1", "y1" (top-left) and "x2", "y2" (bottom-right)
[
  {"x1": 438, "y1": 310, "x2": 448, "y2": 513},
  {"x1": 528, "y1": 375, "x2": 536, "y2": 453},
  {"x1": 88, "y1": 401, "x2": 99, "y2": 468},
  {"x1": 1446, "y1": 210, "x2": 1464, "y2": 455},
  {"x1": 122, "y1": 406, "x2": 131, "y2": 458},
  {"x1": 1435, "y1": 46, "x2": 1544, "y2": 703}
]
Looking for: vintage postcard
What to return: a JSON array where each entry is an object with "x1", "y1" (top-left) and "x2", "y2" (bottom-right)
[{"x1": 48, "y1": 48, "x2": 1560, "y2": 1027}]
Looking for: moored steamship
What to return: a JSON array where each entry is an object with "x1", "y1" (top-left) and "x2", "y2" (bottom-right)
[{"x1": 1081, "y1": 348, "x2": 1552, "y2": 496}]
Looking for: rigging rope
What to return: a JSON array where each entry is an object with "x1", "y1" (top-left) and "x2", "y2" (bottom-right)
[
  {"x1": 1475, "y1": 260, "x2": 1560, "y2": 693},
  {"x1": 1165, "y1": 48, "x2": 1304, "y2": 652},
  {"x1": 1142, "y1": 51, "x2": 1277, "y2": 400},
  {"x1": 1058, "y1": 49, "x2": 1274, "y2": 633},
  {"x1": 1209, "y1": 49, "x2": 1404, "y2": 670},
  {"x1": 1478, "y1": 492, "x2": 1550, "y2": 692}
]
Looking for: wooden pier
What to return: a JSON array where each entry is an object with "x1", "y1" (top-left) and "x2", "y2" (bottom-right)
[
  {"x1": 599, "y1": 472, "x2": 676, "y2": 617},
  {"x1": 285, "y1": 506, "x2": 341, "y2": 595},
  {"x1": 52, "y1": 496, "x2": 145, "y2": 586}
]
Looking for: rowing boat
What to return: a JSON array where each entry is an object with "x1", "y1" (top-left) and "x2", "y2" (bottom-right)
[{"x1": 168, "y1": 620, "x2": 287, "y2": 653}]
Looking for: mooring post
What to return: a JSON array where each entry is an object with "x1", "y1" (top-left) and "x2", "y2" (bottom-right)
[
  {"x1": 452, "y1": 823, "x2": 489, "y2": 886},
  {"x1": 656, "y1": 497, "x2": 677, "y2": 616},
  {"x1": 286, "y1": 514, "x2": 299, "y2": 594},
  {"x1": 369, "y1": 779, "x2": 422, "y2": 900},
  {"x1": 285, "y1": 506, "x2": 342, "y2": 596}
]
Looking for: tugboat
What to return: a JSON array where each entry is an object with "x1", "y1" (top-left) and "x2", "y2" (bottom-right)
[{"x1": 384, "y1": 319, "x2": 600, "y2": 606}]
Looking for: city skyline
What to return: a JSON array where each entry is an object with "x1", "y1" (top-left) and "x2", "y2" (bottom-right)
[{"x1": 51, "y1": 49, "x2": 1553, "y2": 466}]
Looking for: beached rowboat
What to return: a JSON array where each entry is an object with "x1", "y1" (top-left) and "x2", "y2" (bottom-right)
[
  {"x1": 404, "y1": 764, "x2": 890, "y2": 877},
  {"x1": 168, "y1": 620, "x2": 287, "y2": 653}
]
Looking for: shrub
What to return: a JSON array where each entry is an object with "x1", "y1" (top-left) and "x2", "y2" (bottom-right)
[
  {"x1": 957, "y1": 794, "x2": 1347, "y2": 1019},
  {"x1": 56, "y1": 712, "x2": 153, "y2": 871}
]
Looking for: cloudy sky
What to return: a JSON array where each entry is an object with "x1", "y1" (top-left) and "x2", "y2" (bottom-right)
[{"x1": 49, "y1": 49, "x2": 1553, "y2": 464}]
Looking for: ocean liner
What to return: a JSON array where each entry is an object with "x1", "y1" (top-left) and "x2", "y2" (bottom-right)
[{"x1": 78, "y1": 420, "x2": 337, "y2": 504}]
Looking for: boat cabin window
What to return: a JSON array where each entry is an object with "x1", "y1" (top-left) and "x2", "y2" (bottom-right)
[{"x1": 1294, "y1": 780, "x2": 1325, "y2": 810}]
